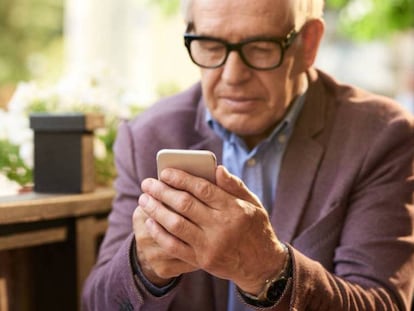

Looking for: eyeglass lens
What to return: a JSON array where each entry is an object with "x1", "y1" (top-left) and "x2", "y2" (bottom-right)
[{"x1": 188, "y1": 39, "x2": 283, "y2": 69}]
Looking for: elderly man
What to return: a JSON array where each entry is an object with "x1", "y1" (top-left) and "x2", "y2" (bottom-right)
[{"x1": 82, "y1": 0, "x2": 414, "y2": 310}]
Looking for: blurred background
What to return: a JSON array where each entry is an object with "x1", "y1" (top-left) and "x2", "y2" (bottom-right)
[
  {"x1": 0, "y1": 2, "x2": 412, "y2": 310},
  {"x1": 0, "y1": 0, "x2": 413, "y2": 191},
  {"x1": 0, "y1": 0, "x2": 413, "y2": 106}
]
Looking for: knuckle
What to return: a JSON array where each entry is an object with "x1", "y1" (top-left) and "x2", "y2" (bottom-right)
[
  {"x1": 165, "y1": 170, "x2": 186, "y2": 188},
  {"x1": 194, "y1": 180, "x2": 214, "y2": 199},
  {"x1": 162, "y1": 240, "x2": 178, "y2": 254},
  {"x1": 168, "y1": 216, "x2": 187, "y2": 235},
  {"x1": 176, "y1": 192, "x2": 194, "y2": 214},
  {"x1": 199, "y1": 252, "x2": 218, "y2": 271}
]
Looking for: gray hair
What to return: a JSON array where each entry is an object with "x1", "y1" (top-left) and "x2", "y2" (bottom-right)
[
  {"x1": 181, "y1": 0, "x2": 324, "y2": 30},
  {"x1": 291, "y1": 0, "x2": 325, "y2": 28},
  {"x1": 181, "y1": 0, "x2": 193, "y2": 26}
]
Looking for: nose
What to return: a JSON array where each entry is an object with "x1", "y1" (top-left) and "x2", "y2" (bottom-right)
[{"x1": 221, "y1": 51, "x2": 252, "y2": 85}]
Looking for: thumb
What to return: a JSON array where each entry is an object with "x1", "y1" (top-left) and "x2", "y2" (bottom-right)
[{"x1": 215, "y1": 165, "x2": 262, "y2": 206}]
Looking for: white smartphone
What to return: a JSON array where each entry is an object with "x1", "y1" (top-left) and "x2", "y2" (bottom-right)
[{"x1": 156, "y1": 149, "x2": 217, "y2": 183}]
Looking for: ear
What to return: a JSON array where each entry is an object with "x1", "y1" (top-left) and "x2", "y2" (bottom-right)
[{"x1": 299, "y1": 19, "x2": 325, "y2": 69}]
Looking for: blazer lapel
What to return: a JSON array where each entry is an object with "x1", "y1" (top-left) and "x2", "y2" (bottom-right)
[{"x1": 271, "y1": 69, "x2": 328, "y2": 243}]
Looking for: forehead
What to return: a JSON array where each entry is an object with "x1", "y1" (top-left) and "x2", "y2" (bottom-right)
[{"x1": 192, "y1": 0, "x2": 293, "y2": 38}]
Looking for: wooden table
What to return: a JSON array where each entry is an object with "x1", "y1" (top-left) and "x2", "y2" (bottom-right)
[{"x1": 0, "y1": 188, "x2": 115, "y2": 311}]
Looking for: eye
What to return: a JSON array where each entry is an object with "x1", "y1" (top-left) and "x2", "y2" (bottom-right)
[
  {"x1": 197, "y1": 40, "x2": 225, "y2": 53},
  {"x1": 244, "y1": 41, "x2": 278, "y2": 55}
]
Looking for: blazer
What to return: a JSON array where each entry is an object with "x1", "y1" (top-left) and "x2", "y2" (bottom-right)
[{"x1": 82, "y1": 68, "x2": 414, "y2": 310}]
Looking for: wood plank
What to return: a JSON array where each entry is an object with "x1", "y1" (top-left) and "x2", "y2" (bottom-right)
[
  {"x1": 0, "y1": 277, "x2": 8, "y2": 311},
  {"x1": 75, "y1": 216, "x2": 108, "y2": 308},
  {"x1": 0, "y1": 227, "x2": 67, "y2": 251},
  {"x1": 0, "y1": 249, "x2": 34, "y2": 311},
  {"x1": 0, "y1": 188, "x2": 115, "y2": 225}
]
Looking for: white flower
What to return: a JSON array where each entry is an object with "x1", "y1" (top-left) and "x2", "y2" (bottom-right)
[
  {"x1": 0, "y1": 110, "x2": 32, "y2": 147},
  {"x1": 2, "y1": 62, "x2": 149, "y2": 187},
  {"x1": 19, "y1": 141, "x2": 34, "y2": 168},
  {"x1": 0, "y1": 109, "x2": 8, "y2": 140},
  {"x1": 5, "y1": 113, "x2": 33, "y2": 146},
  {"x1": 94, "y1": 137, "x2": 107, "y2": 160},
  {"x1": 8, "y1": 81, "x2": 40, "y2": 113},
  {"x1": 0, "y1": 173, "x2": 21, "y2": 196}
]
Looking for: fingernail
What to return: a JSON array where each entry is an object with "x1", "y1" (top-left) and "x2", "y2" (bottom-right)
[
  {"x1": 139, "y1": 194, "x2": 149, "y2": 206},
  {"x1": 142, "y1": 178, "x2": 156, "y2": 192}
]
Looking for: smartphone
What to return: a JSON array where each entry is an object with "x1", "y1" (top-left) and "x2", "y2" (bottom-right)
[{"x1": 156, "y1": 149, "x2": 217, "y2": 183}]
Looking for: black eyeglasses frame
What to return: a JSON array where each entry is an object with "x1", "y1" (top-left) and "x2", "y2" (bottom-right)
[{"x1": 183, "y1": 29, "x2": 299, "y2": 70}]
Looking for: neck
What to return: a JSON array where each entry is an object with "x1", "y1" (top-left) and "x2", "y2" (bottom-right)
[{"x1": 243, "y1": 73, "x2": 308, "y2": 149}]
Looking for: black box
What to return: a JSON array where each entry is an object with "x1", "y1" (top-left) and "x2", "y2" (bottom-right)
[{"x1": 30, "y1": 113, "x2": 104, "y2": 193}]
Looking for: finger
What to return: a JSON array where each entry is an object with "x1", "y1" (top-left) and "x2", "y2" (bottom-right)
[
  {"x1": 133, "y1": 206, "x2": 199, "y2": 277},
  {"x1": 215, "y1": 165, "x2": 262, "y2": 206},
  {"x1": 135, "y1": 231, "x2": 197, "y2": 279},
  {"x1": 159, "y1": 167, "x2": 262, "y2": 212},
  {"x1": 158, "y1": 168, "x2": 220, "y2": 207},
  {"x1": 141, "y1": 177, "x2": 209, "y2": 225},
  {"x1": 133, "y1": 204, "x2": 149, "y2": 223},
  {"x1": 144, "y1": 218, "x2": 198, "y2": 266},
  {"x1": 139, "y1": 193, "x2": 203, "y2": 254},
  {"x1": 134, "y1": 233, "x2": 197, "y2": 282}
]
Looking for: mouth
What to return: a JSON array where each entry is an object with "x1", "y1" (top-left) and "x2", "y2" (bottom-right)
[{"x1": 218, "y1": 95, "x2": 261, "y2": 111}]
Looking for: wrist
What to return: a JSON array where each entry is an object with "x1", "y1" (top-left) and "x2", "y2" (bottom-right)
[{"x1": 238, "y1": 243, "x2": 292, "y2": 306}]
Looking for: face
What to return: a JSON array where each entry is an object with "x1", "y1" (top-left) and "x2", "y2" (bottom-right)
[{"x1": 191, "y1": 0, "x2": 308, "y2": 148}]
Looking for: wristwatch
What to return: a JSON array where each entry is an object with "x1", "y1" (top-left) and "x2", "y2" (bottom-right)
[{"x1": 238, "y1": 244, "x2": 292, "y2": 307}]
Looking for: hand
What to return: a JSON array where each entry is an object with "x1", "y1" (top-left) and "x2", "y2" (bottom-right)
[
  {"x1": 132, "y1": 203, "x2": 197, "y2": 286},
  {"x1": 139, "y1": 165, "x2": 286, "y2": 295}
]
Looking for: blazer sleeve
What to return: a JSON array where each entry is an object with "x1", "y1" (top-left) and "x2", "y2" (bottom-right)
[
  {"x1": 287, "y1": 115, "x2": 414, "y2": 311},
  {"x1": 81, "y1": 121, "x2": 182, "y2": 311}
]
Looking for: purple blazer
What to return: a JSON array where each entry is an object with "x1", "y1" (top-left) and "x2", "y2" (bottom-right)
[{"x1": 82, "y1": 68, "x2": 414, "y2": 310}]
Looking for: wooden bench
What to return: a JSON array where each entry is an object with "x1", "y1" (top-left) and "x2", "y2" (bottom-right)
[{"x1": 0, "y1": 188, "x2": 115, "y2": 311}]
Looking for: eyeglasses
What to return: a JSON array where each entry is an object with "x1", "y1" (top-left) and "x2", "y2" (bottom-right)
[{"x1": 184, "y1": 29, "x2": 298, "y2": 71}]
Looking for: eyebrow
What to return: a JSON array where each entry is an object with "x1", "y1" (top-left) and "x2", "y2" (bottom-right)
[
  {"x1": 185, "y1": 22, "x2": 195, "y2": 33},
  {"x1": 185, "y1": 33, "x2": 290, "y2": 43}
]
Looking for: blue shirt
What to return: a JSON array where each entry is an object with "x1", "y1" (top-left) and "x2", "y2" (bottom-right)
[{"x1": 207, "y1": 94, "x2": 305, "y2": 310}]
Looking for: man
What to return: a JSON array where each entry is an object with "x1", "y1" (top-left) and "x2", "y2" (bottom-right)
[{"x1": 82, "y1": 0, "x2": 414, "y2": 310}]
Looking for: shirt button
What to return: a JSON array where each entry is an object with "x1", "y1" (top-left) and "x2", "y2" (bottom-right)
[
  {"x1": 278, "y1": 134, "x2": 287, "y2": 144},
  {"x1": 247, "y1": 158, "x2": 256, "y2": 167}
]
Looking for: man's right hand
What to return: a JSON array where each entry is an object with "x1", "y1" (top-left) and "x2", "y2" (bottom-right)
[{"x1": 132, "y1": 203, "x2": 197, "y2": 286}]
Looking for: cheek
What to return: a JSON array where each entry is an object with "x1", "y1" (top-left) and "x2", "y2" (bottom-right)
[
  {"x1": 260, "y1": 75, "x2": 286, "y2": 107},
  {"x1": 200, "y1": 69, "x2": 221, "y2": 106}
]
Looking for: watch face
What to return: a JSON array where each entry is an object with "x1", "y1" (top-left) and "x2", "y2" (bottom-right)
[{"x1": 267, "y1": 277, "x2": 288, "y2": 302}]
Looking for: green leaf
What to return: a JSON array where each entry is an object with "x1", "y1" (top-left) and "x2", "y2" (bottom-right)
[{"x1": 0, "y1": 140, "x2": 33, "y2": 185}]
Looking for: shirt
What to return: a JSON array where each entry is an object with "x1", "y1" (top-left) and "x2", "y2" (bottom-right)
[{"x1": 207, "y1": 94, "x2": 305, "y2": 310}]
